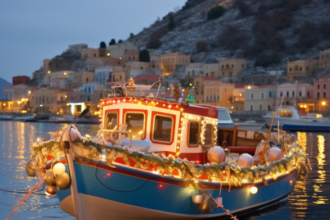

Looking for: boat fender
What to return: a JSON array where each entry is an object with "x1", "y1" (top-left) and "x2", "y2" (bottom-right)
[{"x1": 196, "y1": 193, "x2": 217, "y2": 213}]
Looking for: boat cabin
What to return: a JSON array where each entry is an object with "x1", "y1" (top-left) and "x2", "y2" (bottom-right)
[{"x1": 100, "y1": 97, "x2": 218, "y2": 163}]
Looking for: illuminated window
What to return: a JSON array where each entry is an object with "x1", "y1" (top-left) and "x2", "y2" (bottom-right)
[
  {"x1": 153, "y1": 115, "x2": 173, "y2": 143},
  {"x1": 106, "y1": 112, "x2": 118, "y2": 129},
  {"x1": 279, "y1": 111, "x2": 293, "y2": 118},
  {"x1": 126, "y1": 113, "x2": 145, "y2": 139},
  {"x1": 204, "y1": 124, "x2": 213, "y2": 146},
  {"x1": 188, "y1": 121, "x2": 199, "y2": 147}
]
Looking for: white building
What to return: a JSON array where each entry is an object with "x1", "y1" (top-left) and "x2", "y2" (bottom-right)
[
  {"x1": 81, "y1": 82, "x2": 106, "y2": 95},
  {"x1": 44, "y1": 70, "x2": 73, "y2": 87},
  {"x1": 276, "y1": 82, "x2": 314, "y2": 107},
  {"x1": 244, "y1": 85, "x2": 277, "y2": 111},
  {"x1": 185, "y1": 63, "x2": 204, "y2": 77},
  {"x1": 95, "y1": 66, "x2": 111, "y2": 83}
]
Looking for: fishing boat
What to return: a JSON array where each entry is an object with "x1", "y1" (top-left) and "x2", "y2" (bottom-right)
[
  {"x1": 263, "y1": 106, "x2": 330, "y2": 131},
  {"x1": 25, "y1": 95, "x2": 309, "y2": 220}
]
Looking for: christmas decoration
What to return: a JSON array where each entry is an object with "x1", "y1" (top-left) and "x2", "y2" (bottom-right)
[
  {"x1": 185, "y1": 90, "x2": 195, "y2": 104},
  {"x1": 192, "y1": 195, "x2": 204, "y2": 204},
  {"x1": 127, "y1": 77, "x2": 136, "y2": 95},
  {"x1": 53, "y1": 163, "x2": 65, "y2": 176},
  {"x1": 46, "y1": 185, "x2": 58, "y2": 195},
  {"x1": 172, "y1": 79, "x2": 181, "y2": 101},
  {"x1": 237, "y1": 153, "x2": 254, "y2": 169},
  {"x1": 44, "y1": 170, "x2": 56, "y2": 186},
  {"x1": 207, "y1": 146, "x2": 226, "y2": 165},
  {"x1": 26, "y1": 160, "x2": 36, "y2": 177},
  {"x1": 55, "y1": 173, "x2": 70, "y2": 190},
  {"x1": 267, "y1": 147, "x2": 282, "y2": 163}
]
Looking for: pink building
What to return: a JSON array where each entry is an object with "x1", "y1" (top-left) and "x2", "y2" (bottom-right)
[{"x1": 314, "y1": 76, "x2": 330, "y2": 111}]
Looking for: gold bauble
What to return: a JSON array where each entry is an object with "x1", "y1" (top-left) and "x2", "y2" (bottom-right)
[
  {"x1": 197, "y1": 193, "x2": 217, "y2": 213},
  {"x1": 46, "y1": 185, "x2": 58, "y2": 195},
  {"x1": 44, "y1": 170, "x2": 56, "y2": 186},
  {"x1": 26, "y1": 160, "x2": 36, "y2": 177},
  {"x1": 55, "y1": 173, "x2": 70, "y2": 190}
]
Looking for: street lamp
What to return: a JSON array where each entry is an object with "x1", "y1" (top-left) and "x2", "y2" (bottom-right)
[{"x1": 322, "y1": 101, "x2": 326, "y2": 106}]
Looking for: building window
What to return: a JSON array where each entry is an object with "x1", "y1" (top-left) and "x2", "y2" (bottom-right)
[
  {"x1": 251, "y1": 93, "x2": 253, "y2": 99},
  {"x1": 324, "y1": 92, "x2": 326, "y2": 98},
  {"x1": 317, "y1": 92, "x2": 320, "y2": 98},
  {"x1": 268, "y1": 105, "x2": 271, "y2": 111},
  {"x1": 269, "y1": 91, "x2": 272, "y2": 97},
  {"x1": 324, "y1": 84, "x2": 326, "y2": 89},
  {"x1": 188, "y1": 121, "x2": 199, "y2": 147},
  {"x1": 226, "y1": 64, "x2": 229, "y2": 68},
  {"x1": 300, "y1": 67, "x2": 302, "y2": 71},
  {"x1": 232, "y1": 64, "x2": 234, "y2": 68},
  {"x1": 307, "y1": 91, "x2": 310, "y2": 97},
  {"x1": 222, "y1": 65, "x2": 224, "y2": 69},
  {"x1": 318, "y1": 84, "x2": 320, "y2": 89},
  {"x1": 206, "y1": 73, "x2": 208, "y2": 76},
  {"x1": 141, "y1": 67, "x2": 143, "y2": 70},
  {"x1": 261, "y1": 93, "x2": 264, "y2": 99},
  {"x1": 260, "y1": 104, "x2": 262, "y2": 111},
  {"x1": 120, "y1": 75, "x2": 122, "y2": 80},
  {"x1": 290, "y1": 68, "x2": 292, "y2": 72},
  {"x1": 242, "y1": 64, "x2": 244, "y2": 68},
  {"x1": 306, "y1": 67, "x2": 309, "y2": 71},
  {"x1": 280, "y1": 92, "x2": 283, "y2": 97},
  {"x1": 152, "y1": 115, "x2": 173, "y2": 143},
  {"x1": 286, "y1": 91, "x2": 289, "y2": 97},
  {"x1": 250, "y1": 104, "x2": 253, "y2": 111},
  {"x1": 292, "y1": 91, "x2": 295, "y2": 97},
  {"x1": 106, "y1": 111, "x2": 118, "y2": 129}
]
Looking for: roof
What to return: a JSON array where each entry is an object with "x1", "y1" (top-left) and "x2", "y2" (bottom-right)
[
  {"x1": 134, "y1": 75, "x2": 161, "y2": 82},
  {"x1": 198, "y1": 76, "x2": 221, "y2": 81},
  {"x1": 161, "y1": 52, "x2": 188, "y2": 57},
  {"x1": 256, "y1": 85, "x2": 276, "y2": 89},
  {"x1": 234, "y1": 83, "x2": 247, "y2": 88},
  {"x1": 289, "y1": 59, "x2": 317, "y2": 63},
  {"x1": 318, "y1": 75, "x2": 330, "y2": 80},
  {"x1": 13, "y1": 75, "x2": 30, "y2": 78}
]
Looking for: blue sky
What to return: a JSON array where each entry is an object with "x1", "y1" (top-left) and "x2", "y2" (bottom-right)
[{"x1": 0, "y1": 0, "x2": 186, "y2": 83}]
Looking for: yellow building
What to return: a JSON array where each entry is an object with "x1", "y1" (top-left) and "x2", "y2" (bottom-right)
[
  {"x1": 106, "y1": 41, "x2": 138, "y2": 59},
  {"x1": 287, "y1": 60, "x2": 318, "y2": 82},
  {"x1": 123, "y1": 51, "x2": 139, "y2": 62},
  {"x1": 81, "y1": 48, "x2": 99, "y2": 59},
  {"x1": 111, "y1": 70, "x2": 126, "y2": 84},
  {"x1": 319, "y1": 49, "x2": 330, "y2": 68},
  {"x1": 3, "y1": 84, "x2": 34, "y2": 112},
  {"x1": 30, "y1": 88, "x2": 75, "y2": 114},
  {"x1": 218, "y1": 58, "x2": 247, "y2": 77},
  {"x1": 66, "y1": 72, "x2": 95, "y2": 89},
  {"x1": 229, "y1": 84, "x2": 246, "y2": 111},
  {"x1": 161, "y1": 52, "x2": 190, "y2": 75}
]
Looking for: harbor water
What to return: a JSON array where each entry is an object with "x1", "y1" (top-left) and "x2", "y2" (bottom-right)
[{"x1": 0, "y1": 121, "x2": 329, "y2": 220}]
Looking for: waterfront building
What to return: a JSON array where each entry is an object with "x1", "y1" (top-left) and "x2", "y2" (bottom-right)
[
  {"x1": 161, "y1": 52, "x2": 190, "y2": 76},
  {"x1": 218, "y1": 58, "x2": 247, "y2": 77},
  {"x1": 229, "y1": 84, "x2": 246, "y2": 111},
  {"x1": 3, "y1": 84, "x2": 37, "y2": 112},
  {"x1": 314, "y1": 76, "x2": 330, "y2": 111},
  {"x1": 244, "y1": 85, "x2": 277, "y2": 111},
  {"x1": 287, "y1": 59, "x2": 318, "y2": 82},
  {"x1": 80, "y1": 82, "x2": 106, "y2": 102},
  {"x1": 276, "y1": 82, "x2": 314, "y2": 111}
]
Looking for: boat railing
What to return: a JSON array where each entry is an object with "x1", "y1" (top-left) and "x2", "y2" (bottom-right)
[{"x1": 100, "y1": 129, "x2": 133, "y2": 149}]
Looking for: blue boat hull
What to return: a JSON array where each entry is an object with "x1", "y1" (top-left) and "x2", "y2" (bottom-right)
[
  {"x1": 282, "y1": 124, "x2": 330, "y2": 131},
  {"x1": 57, "y1": 161, "x2": 298, "y2": 219}
]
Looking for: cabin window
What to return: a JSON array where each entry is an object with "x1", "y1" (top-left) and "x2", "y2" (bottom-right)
[
  {"x1": 188, "y1": 121, "x2": 199, "y2": 147},
  {"x1": 204, "y1": 124, "x2": 213, "y2": 146},
  {"x1": 279, "y1": 111, "x2": 292, "y2": 118},
  {"x1": 152, "y1": 115, "x2": 173, "y2": 143},
  {"x1": 218, "y1": 110, "x2": 230, "y2": 120},
  {"x1": 125, "y1": 113, "x2": 145, "y2": 139},
  {"x1": 106, "y1": 111, "x2": 118, "y2": 129}
]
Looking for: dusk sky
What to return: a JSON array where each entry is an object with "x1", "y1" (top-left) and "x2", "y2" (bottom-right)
[{"x1": 0, "y1": 0, "x2": 186, "y2": 83}]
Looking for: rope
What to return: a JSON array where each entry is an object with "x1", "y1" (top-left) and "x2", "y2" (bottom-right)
[{"x1": 0, "y1": 188, "x2": 46, "y2": 195}]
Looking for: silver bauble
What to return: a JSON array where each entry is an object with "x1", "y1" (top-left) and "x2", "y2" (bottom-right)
[
  {"x1": 237, "y1": 153, "x2": 254, "y2": 168},
  {"x1": 44, "y1": 170, "x2": 56, "y2": 186},
  {"x1": 207, "y1": 146, "x2": 226, "y2": 165},
  {"x1": 55, "y1": 172, "x2": 70, "y2": 190},
  {"x1": 192, "y1": 195, "x2": 204, "y2": 204},
  {"x1": 26, "y1": 160, "x2": 36, "y2": 177},
  {"x1": 267, "y1": 147, "x2": 282, "y2": 163}
]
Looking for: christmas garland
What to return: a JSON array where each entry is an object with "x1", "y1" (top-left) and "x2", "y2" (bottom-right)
[{"x1": 29, "y1": 134, "x2": 309, "y2": 188}]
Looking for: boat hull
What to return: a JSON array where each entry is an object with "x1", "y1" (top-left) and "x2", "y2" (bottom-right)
[{"x1": 57, "y1": 161, "x2": 298, "y2": 219}]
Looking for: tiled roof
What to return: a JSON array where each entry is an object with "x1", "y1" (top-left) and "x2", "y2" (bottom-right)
[{"x1": 234, "y1": 83, "x2": 246, "y2": 88}]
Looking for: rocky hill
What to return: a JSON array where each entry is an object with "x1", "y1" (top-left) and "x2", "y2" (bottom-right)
[{"x1": 129, "y1": 0, "x2": 330, "y2": 73}]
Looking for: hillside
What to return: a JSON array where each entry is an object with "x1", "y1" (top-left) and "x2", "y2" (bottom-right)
[
  {"x1": 129, "y1": 0, "x2": 330, "y2": 73},
  {"x1": 0, "y1": 78, "x2": 11, "y2": 99}
]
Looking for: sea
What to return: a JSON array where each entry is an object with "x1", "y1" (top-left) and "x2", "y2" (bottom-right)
[{"x1": 0, "y1": 121, "x2": 329, "y2": 220}]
